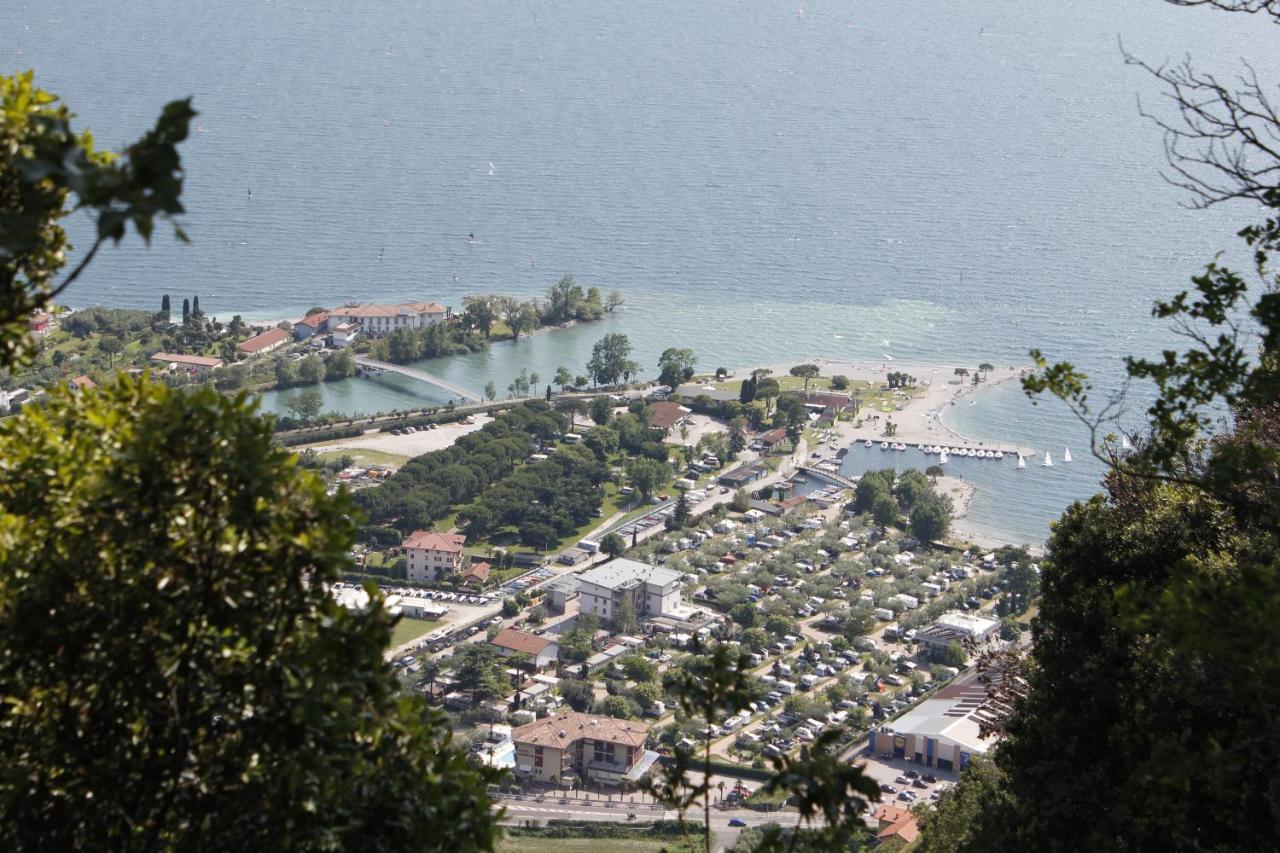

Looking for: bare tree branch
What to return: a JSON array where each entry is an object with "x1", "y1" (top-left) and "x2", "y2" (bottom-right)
[
  {"x1": 1124, "y1": 42, "x2": 1280, "y2": 209},
  {"x1": 1162, "y1": 0, "x2": 1279, "y2": 18}
]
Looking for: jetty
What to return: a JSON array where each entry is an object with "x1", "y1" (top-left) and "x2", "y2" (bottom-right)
[{"x1": 353, "y1": 356, "x2": 482, "y2": 403}]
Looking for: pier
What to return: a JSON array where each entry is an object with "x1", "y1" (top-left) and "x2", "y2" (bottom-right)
[{"x1": 353, "y1": 356, "x2": 482, "y2": 403}]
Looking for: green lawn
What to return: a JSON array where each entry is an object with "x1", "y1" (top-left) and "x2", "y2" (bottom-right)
[
  {"x1": 388, "y1": 617, "x2": 442, "y2": 648},
  {"x1": 310, "y1": 446, "x2": 410, "y2": 468}
]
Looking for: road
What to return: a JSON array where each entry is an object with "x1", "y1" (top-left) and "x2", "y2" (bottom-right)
[{"x1": 494, "y1": 791, "x2": 792, "y2": 851}]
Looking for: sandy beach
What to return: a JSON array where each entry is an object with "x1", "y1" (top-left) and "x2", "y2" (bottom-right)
[{"x1": 749, "y1": 358, "x2": 1030, "y2": 455}]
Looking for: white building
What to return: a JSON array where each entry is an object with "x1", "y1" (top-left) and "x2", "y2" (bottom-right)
[
  {"x1": 916, "y1": 611, "x2": 999, "y2": 658},
  {"x1": 575, "y1": 558, "x2": 683, "y2": 625},
  {"x1": 387, "y1": 595, "x2": 451, "y2": 621},
  {"x1": 331, "y1": 322, "x2": 359, "y2": 348},
  {"x1": 868, "y1": 671, "x2": 997, "y2": 772},
  {"x1": 328, "y1": 301, "x2": 448, "y2": 337},
  {"x1": 489, "y1": 628, "x2": 560, "y2": 669},
  {"x1": 402, "y1": 530, "x2": 466, "y2": 581}
]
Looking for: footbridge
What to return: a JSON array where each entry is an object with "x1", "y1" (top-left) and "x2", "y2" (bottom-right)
[
  {"x1": 797, "y1": 466, "x2": 858, "y2": 490},
  {"x1": 353, "y1": 356, "x2": 482, "y2": 403}
]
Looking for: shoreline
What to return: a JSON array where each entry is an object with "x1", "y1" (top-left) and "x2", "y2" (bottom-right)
[{"x1": 743, "y1": 357, "x2": 1033, "y2": 455}]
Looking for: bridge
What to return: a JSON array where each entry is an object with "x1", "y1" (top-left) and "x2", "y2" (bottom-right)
[
  {"x1": 797, "y1": 466, "x2": 858, "y2": 490},
  {"x1": 353, "y1": 356, "x2": 482, "y2": 403}
]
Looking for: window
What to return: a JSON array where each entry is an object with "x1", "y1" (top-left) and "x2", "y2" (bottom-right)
[
  {"x1": 593, "y1": 741, "x2": 614, "y2": 764},
  {"x1": 534, "y1": 746, "x2": 543, "y2": 768}
]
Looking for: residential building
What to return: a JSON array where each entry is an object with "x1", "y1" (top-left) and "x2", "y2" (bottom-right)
[
  {"x1": 489, "y1": 628, "x2": 560, "y2": 669},
  {"x1": 28, "y1": 312, "x2": 51, "y2": 339},
  {"x1": 512, "y1": 711, "x2": 656, "y2": 786},
  {"x1": 575, "y1": 558, "x2": 683, "y2": 625},
  {"x1": 868, "y1": 671, "x2": 997, "y2": 772},
  {"x1": 327, "y1": 301, "x2": 448, "y2": 337},
  {"x1": 293, "y1": 312, "x2": 329, "y2": 340},
  {"x1": 330, "y1": 322, "x2": 359, "y2": 348},
  {"x1": 236, "y1": 326, "x2": 292, "y2": 357},
  {"x1": 646, "y1": 401, "x2": 689, "y2": 435},
  {"x1": 461, "y1": 560, "x2": 490, "y2": 589},
  {"x1": 875, "y1": 804, "x2": 921, "y2": 846},
  {"x1": 149, "y1": 352, "x2": 223, "y2": 374},
  {"x1": 916, "y1": 611, "x2": 999, "y2": 659},
  {"x1": 402, "y1": 530, "x2": 466, "y2": 581},
  {"x1": 69, "y1": 376, "x2": 96, "y2": 391}
]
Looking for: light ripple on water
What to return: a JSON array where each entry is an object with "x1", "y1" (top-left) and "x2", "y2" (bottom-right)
[{"x1": 15, "y1": 0, "x2": 1277, "y2": 544}]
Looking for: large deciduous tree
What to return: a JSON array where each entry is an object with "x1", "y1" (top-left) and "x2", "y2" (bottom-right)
[
  {"x1": 0, "y1": 73, "x2": 498, "y2": 850},
  {"x1": 657, "y1": 347, "x2": 697, "y2": 390},
  {"x1": 586, "y1": 333, "x2": 633, "y2": 386},
  {"x1": 0, "y1": 379, "x2": 498, "y2": 850}
]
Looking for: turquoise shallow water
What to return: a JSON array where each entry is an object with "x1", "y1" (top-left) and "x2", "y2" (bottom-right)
[{"x1": 11, "y1": 0, "x2": 1276, "y2": 543}]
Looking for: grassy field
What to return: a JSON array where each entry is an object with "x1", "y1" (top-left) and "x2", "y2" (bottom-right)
[
  {"x1": 388, "y1": 617, "x2": 442, "y2": 648},
  {"x1": 311, "y1": 446, "x2": 410, "y2": 469}
]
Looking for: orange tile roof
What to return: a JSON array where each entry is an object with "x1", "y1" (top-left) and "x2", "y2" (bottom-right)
[
  {"x1": 875, "y1": 804, "x2": 920, "y2": 843},
  {"x1": 490, "y1": 628, "x2": 554, "y2": 656},
  {"x1": 296, "y1": 312, "x2": 328, "y2": 327},
  {"x1": 464, "y1": 560, "x2": 491, "y2": 582},
  {"x1": 334, "y1": 301, "x2": 447, "y2": 319},
  {"x1": 402, "y1": 530, "x2": 466, "y2": 553},
  {"x1": 236, "y1": 327, "x2": 291, "y2": 354},
  {"x1": 69, "y1": 376, "x2": 96, "y2": 390},
  {"x1": 513, "y1": 711, "x2": 648, "y2": 751}
]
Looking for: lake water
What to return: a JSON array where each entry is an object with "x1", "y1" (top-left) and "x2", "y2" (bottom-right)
[{"x1": 12, "y1": 0, "x2": 1276, "y2": 544}]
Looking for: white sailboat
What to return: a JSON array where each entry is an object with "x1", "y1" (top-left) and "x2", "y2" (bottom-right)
[
  {"x1": 1016, "y1": 454, "x2": 1025, "y2": 469},
  {"x1": 1121, "y1": 435, "x2": 1133, "y2": 451},
  {"x1": 939, "y1": 448, "x2": 949, "y2": 464},
  {"x1": 1063, "y1": 446, "x2": 1073, "y2": 463},
  {"x1": 1043, "y1": 452, "x2": 1054, "y2": 467}
]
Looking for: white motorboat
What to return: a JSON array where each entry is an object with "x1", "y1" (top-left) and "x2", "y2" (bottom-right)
[
  {"x1": 880, "y1": 442, "x2": 889, "y2": 450},
  {"x1": 995, "y1": 451, "x2": 1004, "y2": 460},
  {"x1": 865, "y1": 440, "x2": 873, "y2": 448}
]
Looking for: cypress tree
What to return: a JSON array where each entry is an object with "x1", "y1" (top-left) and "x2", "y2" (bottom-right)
[
  {"x1": 192, "y1": 295, "x2": 201, "y2": 315},
  {"x1": 161, "y1": 294, "x2": 170, "y2": 313},
  {"x1": 182, "y1": 298, "x2": 190, "y2": 322}
]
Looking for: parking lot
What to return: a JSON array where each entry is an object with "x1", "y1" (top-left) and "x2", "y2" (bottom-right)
[{"x1": 855, "y1": 749, "x2": 957, "y2": 808}]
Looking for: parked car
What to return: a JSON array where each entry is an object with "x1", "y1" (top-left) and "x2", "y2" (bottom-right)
[
  {"x1": 880, "y1": 783, "x2": 897, "y2": 794},
  {"x1": 728, "y1": 818, "x2": 747, "y2": 828}
]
